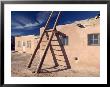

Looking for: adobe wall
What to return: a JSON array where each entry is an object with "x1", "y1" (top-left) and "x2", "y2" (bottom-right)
[
  {"x1": 39, "y1": 18, "x2": 100, "y2": 71},
  {"x1": 15, "y1": 35, "x2": 39, "y2": 54}
]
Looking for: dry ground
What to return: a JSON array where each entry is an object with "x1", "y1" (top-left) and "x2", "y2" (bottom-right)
[{"x1": 11, "y1": 51, "x2": 100, "y2": 77}]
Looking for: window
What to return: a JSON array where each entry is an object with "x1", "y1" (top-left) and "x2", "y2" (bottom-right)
[
  {"x1": 18, "y1": 41, "x2": 21, "y2": 47},
  {"x1": 23, "y1": 42, "x2": 25, "y2": 46},
  {"x1": 60, "y1": 36, "x2": 68, "y2": 45},
  {"x1": 27, "y1": 41, "x2": 31, "y2": 48},
  {"x1": 77, "y1": 23, "x2": 85, "y2": 28},
  {"x1": 88, "y1": 33, "x2": 100, "y2": 45}
]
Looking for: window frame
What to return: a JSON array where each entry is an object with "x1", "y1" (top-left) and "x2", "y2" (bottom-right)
[
  {"x1": 23, "y1": 41, "x2": 26, "y2": 46},
  {"x1": 27, "y1": 40, "x2": 31, "y2": 48},
  {"x1": 88, "y1": 33, "x2": 100, "y2": 46},
  {"x1": 17, "y1": 41, "x2": 21, "y2": 47},
  {"x1": 60, "y1": 36, "x2": 68, "y2": 46}
]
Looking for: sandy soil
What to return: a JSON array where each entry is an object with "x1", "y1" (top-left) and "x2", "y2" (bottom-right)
[{"x1": 11, "y1": 51, "x2": 100, "y2": 77}]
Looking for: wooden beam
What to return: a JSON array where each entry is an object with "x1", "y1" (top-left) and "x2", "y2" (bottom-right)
[
  {"x1": 37, "y1": 12, "x2": 61, "y2": 73},
  {"x1": 28, "y1": 11, "x2": 53, "y2": 68},
  {"x1": 37, "y1": 32, "x2": 54, "y2": 73},
  {"x1": 53, "y1": 11, "x2": 61, "y2": 30}
]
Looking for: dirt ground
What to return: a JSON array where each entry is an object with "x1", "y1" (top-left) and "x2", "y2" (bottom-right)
[{"x1": 11, "y1": 51, "x2": 100, "y2": 77}]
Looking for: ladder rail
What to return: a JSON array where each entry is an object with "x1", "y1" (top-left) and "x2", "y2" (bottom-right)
[
  {"x1": 28, "y1": 11, "x2": 62, "y2": 73},
  {"x1": 52, "y1": 11, "x2": 61, "y2": 31},
  {"x1": 28, "y1": 11, "x2": 53, "y2": 68},
  {"x1": 37, "y1": 12, "x2": 61, "y2": 73},
  {"x1": 37, "y1": 32, "x2": 54, "y2": 73},
  {"x1": 44, "y1": 11, "x2": 54, "y2": 30}
]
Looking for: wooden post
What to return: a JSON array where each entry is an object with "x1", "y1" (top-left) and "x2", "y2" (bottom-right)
[
  {"x1": 37, "y1": 12, "x2": 61, "y2": 73},
  {"x1": 28, "y1": 11, "x2": 53, "y2": 68}
]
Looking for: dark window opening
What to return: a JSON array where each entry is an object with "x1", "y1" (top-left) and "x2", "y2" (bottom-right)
[
  {"x1": 18, "y1": 41, "x2": 21, "y2": 47},
  {"x1": 77, "y1": 23, "x2": 85, "y2": 28},
  {"x1": 23, "y1": 42, "x2": 25, "y2": 46},
  {"x1": 60, "y1": 36, "x2": 68, "y2": 46},
  {"x1": 88, "y1": 33, "x2": 100, "y2": 46},
  {"x1": 27, "y1": 41, "x2": 31, "y2": 48}
]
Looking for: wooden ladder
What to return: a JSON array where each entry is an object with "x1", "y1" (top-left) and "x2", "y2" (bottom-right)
[{"x1": 28, "y1": 11, "x2": 61, "y2": 73}]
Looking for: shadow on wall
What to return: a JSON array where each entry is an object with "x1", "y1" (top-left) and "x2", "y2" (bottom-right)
[
  {"x1": 11, "y1": 36, "x2": 15, "y2": 50},
  {"x1": 40, "y1": 32, "x2": 71, "y2": 73}
]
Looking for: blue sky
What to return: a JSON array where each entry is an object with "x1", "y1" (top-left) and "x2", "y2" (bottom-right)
[{"x1": 11, "y1": 11, "x2": 100, "y2": 36}]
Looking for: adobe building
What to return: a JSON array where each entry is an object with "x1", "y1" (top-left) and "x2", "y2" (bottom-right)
[
  {"x1": 39, "y1": 16, "x2": 100, "y2": 71},
  {"x1": 15, "y1": 35, "x2": 40, "y2": 54},
  {"x1": 15, "y1": 16, "x2": 100, "y2": 74}
]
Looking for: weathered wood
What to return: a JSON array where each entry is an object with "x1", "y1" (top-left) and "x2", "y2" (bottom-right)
[
  {"x1": 45, "y1": 29, "x2": 54, "y2": 32},
  {"x1": 28, "y1": 11, "x2": 53, "y2": 68},
  {"x1": 28, "y1": 11, "x2": 70, "y2": 74},
  {"x1": 37, "y1": 12, "x2": 61, "y2": 73},
  {"x1": 53, "y1": 12, "x2": 61, "y2": 30},
  {"x1": 50, "y1": 44, "x2": 59, "y2": 67},
  {"x1": 55, "y1": 33, "x2": 71, "y2": 69},
  {"x1": 37, "y1": 32, "x2": 54, "y2": 73}
]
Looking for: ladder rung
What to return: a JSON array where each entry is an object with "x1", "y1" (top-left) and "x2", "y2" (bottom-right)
[
  {"x1": 56, "y1": 59, "x2": 62, "y2": 61},
  {"x1": 28, "y1": 11, "x2": 63, "y2": 73},
  {"x1": 52, "y1": 45, "x2": 61, "y2": 46},
  {"x1": 56, "y1": 59, "x2": 65, "y2": 62},
  {"x1": 53, "y1": 49, "x2": 61, "y2": 51},
  {"x1": 52, "y1": 40, "x2": 57, "y2": 41},
  {"x1": 41, "y1": 49, "x2": 45, "y2": 50},
  {"x1": 42, "y1": 45, "x2": 46, "y2": 46},
  {"x1": 54, "y1": 54, "x2": 63, "y2": 56},
  {"x1": 42, "y1": 41, "x2": 47, "y2": 42},
  {"x1": 45, "y1": 29, "x2": 54, "y2": 32}
]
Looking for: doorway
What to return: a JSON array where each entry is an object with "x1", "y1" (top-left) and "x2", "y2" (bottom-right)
[{"x1": 22, "y1": 41, "x2": 26, "y2": 52}]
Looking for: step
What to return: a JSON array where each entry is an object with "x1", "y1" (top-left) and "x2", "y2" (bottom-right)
[
  {"x1": 53, "y1": 49, "x2": 61, "y2": 51},
  {"x1": 54, "y1": 54, "x2": 63, "y2": 56},
  {"x1": 56, "y1": 59, "x2": 65, "y2": 62},
  {"x1": 45, "y1": 29, "x2": 54, "y2": 32},
  {"x1": 41, "y1": 49, "x2": 45, "y2": 50},
  {"x1": 51, "y1": 45, "x2": 60, "y2": 46},
  {"x1": 51, "y1": 40, "x2": 58, "y2": 41},
  {"x1": 42, "y1": 41, "x2": 48, "y2": 42},
  {"x1": 42, "y1": 45, "x2": 47, "y2": 46}
]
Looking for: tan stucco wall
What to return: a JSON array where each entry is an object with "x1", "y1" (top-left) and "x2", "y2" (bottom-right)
[
  {"x1": 15, "y1": 17, "x2": 100, "y2": 72},
  {"x1": 15, "y1": 35, "x2": 39, "y2": 54},
  {"x1": 39, "y1": 17, "x2": 100, "y2": 70}
]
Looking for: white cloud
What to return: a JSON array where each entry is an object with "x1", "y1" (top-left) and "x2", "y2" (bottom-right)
[
  {"x1": 24, "y1": 22, "x2": 39, "y2": 27},
  {"x1": 12, "y1": 14, "x2": 36, "y2": 29},
  {"x1": 36, "y1": 11, "x2": 51, "y2": 24},
  {"x1": 11, "y1": 32, "x2": 23, "y2": 36},
  {"x1": 13, "y1": 22, "x2": 40, "y2": 29},
  {"x1": 12, "y1": 11, "x2": 55, "y2": 30},
  {"x1": 13, "y1": 15, "x2": 31, "y2": 25},
  {"x1": 11, "y1": 22, "x2": 20, "y2": 27},
  {"x1": 14, "y1": 25, "x2": 24, "y2": 29}
]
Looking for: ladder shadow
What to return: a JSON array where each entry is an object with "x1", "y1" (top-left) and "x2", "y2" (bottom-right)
[
  {"x1": 40, "y1": 32, "x2": 71, "y2": 73},
  {"x1": 55, "y1": 33, "x2": 71, "y2": 69},
  {"x1": 40, "y1": 67, "x2": 68, "y2": 73}
]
